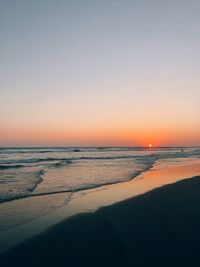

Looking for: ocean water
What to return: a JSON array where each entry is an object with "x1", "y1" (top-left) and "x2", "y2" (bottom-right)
[
  {"x1": 0, "y1": 147, "x2": 200, "y2": 233},
  {"x1": 0, "y1": 147, "x2": 200, "y2": 204}
]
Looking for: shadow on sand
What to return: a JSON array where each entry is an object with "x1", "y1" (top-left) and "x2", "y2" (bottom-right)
[{"x1": 1, "y1": 176, "x2": 200, "y2": 267}]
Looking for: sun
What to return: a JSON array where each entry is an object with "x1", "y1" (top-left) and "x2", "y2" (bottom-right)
[{"x1": 148, "y1": 144, "x2": 152, "y2": 148}]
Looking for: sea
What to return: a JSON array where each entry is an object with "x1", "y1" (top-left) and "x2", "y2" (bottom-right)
[{"x1": 0, "y1": 147, "x2": 200, "y2": 233}]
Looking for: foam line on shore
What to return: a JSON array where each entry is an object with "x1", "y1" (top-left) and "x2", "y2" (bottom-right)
[
  {"x1": 0, "y1": 157, "x2": 200, "y2": 254},
  {"x1": 0, "y1": 158, "x2": 156, "y2": 204}
]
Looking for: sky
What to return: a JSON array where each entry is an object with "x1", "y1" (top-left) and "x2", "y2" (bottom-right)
[{"x1": 0, "y1": 0, "x2": 200, "y2": 147}]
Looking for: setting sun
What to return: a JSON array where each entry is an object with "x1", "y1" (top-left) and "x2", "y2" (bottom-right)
[{"x1": 1, "y1": 2, "x2": 200, "y2": 266}]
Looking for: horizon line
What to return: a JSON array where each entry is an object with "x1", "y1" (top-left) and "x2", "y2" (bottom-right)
[{"x1": 0, "y1": 146, "x2": 199, "y2": 149}]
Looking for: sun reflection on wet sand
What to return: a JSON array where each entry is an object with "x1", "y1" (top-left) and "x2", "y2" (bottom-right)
[
  {"x1": 1, "y1": 157, "x2": 200, "y2": 253},
  {"x1": 69, "y1": 157, "x2": 200, "y2": 213}
]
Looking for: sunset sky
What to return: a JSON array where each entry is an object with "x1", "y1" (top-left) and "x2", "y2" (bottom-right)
[{"x1": 0, "y1": 1, "x2": 200, "y2": 146}]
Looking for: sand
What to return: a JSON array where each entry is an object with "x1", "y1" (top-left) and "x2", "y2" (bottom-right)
[
  {"x1": 1, "y1": 157, "x2": 200, "y2": 254},
  {"x1": 1, "y1": 175, "x2": 200, "y2": 267}
]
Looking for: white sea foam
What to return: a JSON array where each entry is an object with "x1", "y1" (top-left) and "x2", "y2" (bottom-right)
[
  {"x1": 0, "y1": 147, "x2": 199, "y2": 204},
  {"x1": 0, "y1": 147, "x2": 200, "y2": 243}
]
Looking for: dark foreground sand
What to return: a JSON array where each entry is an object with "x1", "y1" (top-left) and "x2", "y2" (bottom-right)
[{"x1": 1, "y1": 176, "x2": 200, "y2": 267}]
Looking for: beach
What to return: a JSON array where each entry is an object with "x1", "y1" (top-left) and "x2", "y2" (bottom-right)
[
  {"x1": 1, "y1": 175, "x2": 200, "y2": 267},
  {"x1": 1, "y1": 1, "x2": 200, "y2": 266},
  {"x1": 1, "y1": 149, "x2": 200, "y2": 266}
]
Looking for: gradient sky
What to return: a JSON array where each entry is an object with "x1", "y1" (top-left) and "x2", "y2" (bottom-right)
[{"x1": 0, "y1": 0, "x2": 200, "y2": 146}]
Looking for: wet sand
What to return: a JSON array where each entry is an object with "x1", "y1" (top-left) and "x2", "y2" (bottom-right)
[
  {"x1": 1, "y1": 157, "x2": 200, "y2": 254},
  {"x1": 1, "y1": 174, "x2": 200, "y2": 267}
]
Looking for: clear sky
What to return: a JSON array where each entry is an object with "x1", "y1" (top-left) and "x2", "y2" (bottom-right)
[{"x1": 0, "y1": 0, "x2": 200, "y2": 146}]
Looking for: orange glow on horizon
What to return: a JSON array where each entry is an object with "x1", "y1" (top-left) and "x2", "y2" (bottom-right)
[{"x1": 0, "y1": 126, "x2": 200, "y2": 147}]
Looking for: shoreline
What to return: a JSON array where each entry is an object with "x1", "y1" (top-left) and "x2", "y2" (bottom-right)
[
  {"x1": 0, "y1": 157, "x2": 200, "y2": 256},
  {"x1": 1, "y1": 175, "x2": 200, "y2": 266}
]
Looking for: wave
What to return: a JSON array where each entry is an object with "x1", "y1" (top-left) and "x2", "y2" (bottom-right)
[
  {"x1": 0, "y1": 151, "x2": 197, "y2": 166},
  {"x1": 1, "y1": 146, "x2": 200, "y2": 168},
  {"x1": 0, "y1": 149, "x2": 54, "y2": 154},
  {"x1": 50, "y1": 160, "x2": 73, "y2": 168},
  {"x1": 0, "y1": 149, "x2": 81, "y2": 155},
  {"x1": 0, "y1": 158, "x2": 73, "y2": 170},
  {"x1": 0, "y1": 159, "x2": 41, "y2": 165},
  {"x1": 0, "y1": 164, "x2": 28, "y2": 170},
  {"x1": 29, "y1": 170, "x2": 45, "y2": 192},
  {"x1": 0, "y1": 170, "x2": 44, "y2": 204},
  {"x1": 1, "y1": 149, "x2": 199, "y2": 204},
  {"x1": 0, "y1": 157, "x2": 68, "y2": 165},
  {"x1": 0, "y1": 158, "x2": 156, "y2": 204}
]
